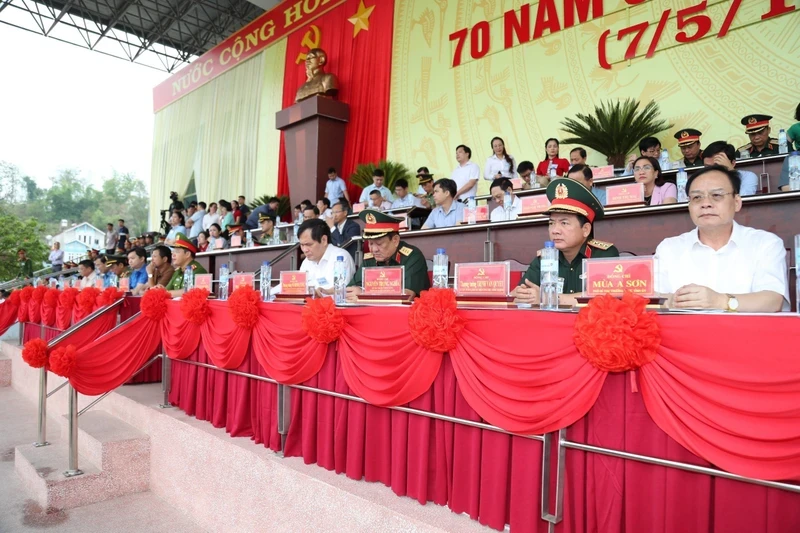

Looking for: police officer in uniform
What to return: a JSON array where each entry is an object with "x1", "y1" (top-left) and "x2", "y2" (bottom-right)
[
  {"x1": 513, "y1": 179, "x2": 619, "y2": 307},
  {"x1": 674, "y1": 128, "x2": 703, "y2": 167},
  {"x1": 257, "y1": 213, "x2": 278, "y2": 244},
  {"x1": 346, "y1": 210, "x2": 430, "y2": 302},
  {"x1": 162, "y1": 233, "x2": 207, "y2": 296},
  {"x1": 737, "y1": 114, "x2": 780, "y2": 158}
]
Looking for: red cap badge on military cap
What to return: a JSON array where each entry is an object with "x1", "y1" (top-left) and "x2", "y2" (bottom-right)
[{"x1": 172, "y1": 232, "x2": 197, "y2": 254}]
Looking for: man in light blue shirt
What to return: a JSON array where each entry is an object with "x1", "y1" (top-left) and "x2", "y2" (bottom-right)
[
  {"x1": 127, "y1": 247, "x2": 149, "y2": 292},
  {"x1": 391, "y1": 178, "x2": 422, "y2": 209},
  {"x1": 701, "y1": 141, "x2": 758, "y2": 196},
  {"x1": 324, "y1": 167, "x2": 350, "y2": 204},
  {"x1": 566, "y1": 164, "x2": 607, "y2": 205},
  {"x1": 358, "y1": 168, "x2": 394, "y2": 204},
  {"x1": 422, "y1": 178, "x2": 465, "y2": 229}
]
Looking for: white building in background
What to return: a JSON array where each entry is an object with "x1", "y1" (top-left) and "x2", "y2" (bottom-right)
[{"x1": 51, "y1": 222, "x2": 105, "y2": 263}]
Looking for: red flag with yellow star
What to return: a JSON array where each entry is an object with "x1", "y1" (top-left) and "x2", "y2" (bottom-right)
[{"x1": 277, "y1": 0, "x2": 394, "y2": 202}]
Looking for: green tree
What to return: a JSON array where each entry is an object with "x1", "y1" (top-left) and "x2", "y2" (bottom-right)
[
  {"x1": 0, "y1": 206, "x2": 48, "y2": 282},
  {"x1": 44, "y1": 169, "x2": 100, "y2": 224},
  {"x1": 22, "y1": 176, "x2": 43, "y2": 202}
]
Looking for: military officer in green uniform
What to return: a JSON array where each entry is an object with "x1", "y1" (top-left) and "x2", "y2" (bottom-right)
[
  {"x1": 346, "y1": 210, "x2": 430, "y2": 302},
  {"x1": 160, "y1": 233, "x2": 207, "y2": 297},
  {"x1": 674, "y1": 128, "x2": 704, "y2": 167},
  {"x1": 513, "y1": 179, "x2": 619, "y2": 307},
  {"x1": 413, "y1": 169, "x2": 435, "y2": 209},
  {"x1": 737, "y1": 114, "x2": 780, "y2": 158},
  {"x1": 257, "y1": 213, "x2": 278, "y2": 244}
]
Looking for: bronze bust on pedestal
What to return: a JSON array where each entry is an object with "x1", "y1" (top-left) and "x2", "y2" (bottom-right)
[{"x1": 295, "y1": 48, "x2": 339, "y2": 103}]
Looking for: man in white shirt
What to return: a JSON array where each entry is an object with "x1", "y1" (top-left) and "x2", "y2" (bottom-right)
[
  {"x1": 701, "y1": 141, "x2": 758, "y2": 196},
  {"x1": 274, "y1": 219, "x2": 354, "y2": 297},
  {"x1": 78, "y1": 259, "x2": 98, "y2": 289},
  {"x1": 368, "y1": 190, "x2": 392, "y2": 211},
  {"x1": 317, "y1": 198, "x2": 334, "y2": 226},
  {"x1": 654, "y1": 166, "x2": 788, "y2": 312},
  {"x1": 325, "y1": 167, "x2": 350, "y2": 204},
  {"x1": 451, "y1": 144, "x2": 480, "y2": 200},
  {"x1": 391, "y1": 178, "x2": 421, "y2": 209},
  {"x1": 489, "y1": 178, "x2": 522, "y2": 222},
  {"x1": 358, "y1": 168, "x2": 394, "y2": 204}
]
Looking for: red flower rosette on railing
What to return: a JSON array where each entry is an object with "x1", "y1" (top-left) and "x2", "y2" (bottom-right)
[
  {"x1": 42, "y1": 288, "x2": 60, "y2": 327},
  {"x1": 22, "y1": 338, "x2": 49, "y2": 369},
  {"x1": 140, "y1": 288, "x2": 172, "y2": 321},
  {"x1": 75, "y1": 287, "x2": 101, "y2": 320},
  {"x1": 301, "y1": 297, "x2": 344, "y2": 344},
  {"x1": 181, "y1": 288, "x2": 210, "y2": 325},
  {"x1": 49, "y1": 344, "x2": 77, "y2": 378},
  {"x1": 8, "y1": 290, "x2": 21, "y2": 307},
  {"x1": 17, "y1": 286, "x2": 34, "y2": 322},
  {"x1": 44, "y1": 288, "x2": 60, "y2": 309},
  {"x1": 29, "y1": 285, "x2": 47, "y2": 323},
  {"x1": 96, "y1": 287, "x2": 124, "y2": 308},
  {"x1": 408, "y1": 288, "x2": 465, "y2": 352},
  {"x1": 228, "y1": 286, "x2": 261, "y2": 330},
  {"x1": 56, "y1": 288, "x2": 79, "y2": 330},
  {"x1": 573, "y1": 292, "x2": 661, "y2": 372}
]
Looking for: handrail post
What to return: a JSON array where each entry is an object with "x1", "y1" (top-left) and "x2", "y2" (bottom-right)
[
  {"x1": 63, "y1": 385, "x2": 83, "y2": 477},
  {"x1": 540, "y1": 428, "x2": 566, "y2": 532},
  {"x1": 33, "y1": 368, "x2": 49, "y2": 447},
  {"x1": 158, "y1": 351, "x2": 172, "y2": 409},
  {"x1": 19, "y1": 322, "x2": 25, "y2": 346},
  {"x1": 277, "y1": 384, "x2": 291, "y2": 456}
]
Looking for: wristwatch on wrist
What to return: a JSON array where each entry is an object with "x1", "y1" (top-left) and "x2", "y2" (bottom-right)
[
  {"x1": 726, "y1": 294, "x2": 739, "y2": 312},
  {"x1": 147, "y1": 273, "x2": 154, "y2": 279}
]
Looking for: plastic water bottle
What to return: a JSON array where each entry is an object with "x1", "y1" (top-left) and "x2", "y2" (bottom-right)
[
  {"x1": 108, "y1": 271, "x2": 118, "y2": 288},
  {"x1": 540, "y1": 241, "x2": 559, "y2": 310},
  {"x1": 333, "y1": 256, "x2": 347, "y2": 304},
  {"x1": 789, "y1": 152, "x2": 800, "y2": 191},
  {"x1": 549, "y1": 166, "x2": 557, "y2": 180},
  {"x1": 739, "y1": 147, "x2": 750, "y2": 159},
  {"x1": 676, "y1": 167, "x2": 688, "y2": 202},
  {"x1": 503, "y1": 190, "x2": 513, "y2": 220},
  {"x1": 183, "y1": 267, "x2": 194, "y2": 290},
  {"x1": 467, "y1": 197, "x2": 477, "y2": 224},
  {"x1": 260, "y1": 261, "x2": 271, "y2": 302},
  {"x1": 219, "y1": 263, "x2": 229, "y2": 300},
  {"x1": 272, "y1": 231, "x2": 281, "y2": 245},
  {"x1": 432, "y1": 248, "x2": 448, "y2": 288},
  {"x1": 659, "y1": 149, "x2": 671, "y2": 170},
  {"x1": 245, "y1": 230, "x2": 254, "y2": 248},
  {"x1": 778, "y1": 129, "x2": 788, "y2": 154},
  {"x1": 293, "y1": 213, "x2": 303, "y2": 243}
]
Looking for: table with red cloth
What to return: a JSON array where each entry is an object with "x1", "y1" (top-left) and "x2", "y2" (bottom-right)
[
  {"x1": 121, "y1": 297, "x2": 162, "y2": 384},
  {"x1": 166, "y1": 302, "x2": 800, "y2": 533}
]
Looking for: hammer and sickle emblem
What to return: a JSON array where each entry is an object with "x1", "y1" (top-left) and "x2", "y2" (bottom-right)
[
  {"x1": 478, "y1": 268, "x2": 485, "y2": 276},
  {"x1": 379, "y1": 271, "x2": 386, "y2": 278},
  {"x1": 295, "y1": 25, "x2": 321, "y2": 64},
  {"x1": 613, "y1": 264, "x2": 623, "y2": 273}
]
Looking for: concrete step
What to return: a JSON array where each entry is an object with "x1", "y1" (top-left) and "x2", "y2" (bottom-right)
[
  {"x1": 0, "y1": 355, "x2": 10, "y2": 387},
  {"x1": 15, "y1": 411, "x2": 150, "y2": 510}
]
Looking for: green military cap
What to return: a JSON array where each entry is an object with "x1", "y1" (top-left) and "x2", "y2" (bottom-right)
[
  {"x1": 259, "y1": 213, "x2": 276, "y2": 224},
  {"x1": 545, "y1": 178, "x2": 604, "y2": 223},
  {"x1": 358, "y1": 209, "x2": 402, "y2": 240},
  {"x1": 674, "y1": 128, "x2": 702, "y2": 146},
  {"x1": 741, "y1": 114, "x2": 772, "y2": 134},
  {"x1": 105, "y1": 255, "x2": 126, "y2": 266}
]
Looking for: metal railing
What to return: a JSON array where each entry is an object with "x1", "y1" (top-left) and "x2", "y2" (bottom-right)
[{"x1": 0, "y1": 267, "x2": 80, "y2": 291}]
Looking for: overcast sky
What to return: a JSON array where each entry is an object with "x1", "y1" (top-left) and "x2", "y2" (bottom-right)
[{"x1": 0, "y1": 25, "x2": 171, "y2": 191}]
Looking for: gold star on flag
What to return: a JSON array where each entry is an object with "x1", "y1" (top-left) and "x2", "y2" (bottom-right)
[{"x1": 348, "y1": 0, "x2": 375, "y2": 38}]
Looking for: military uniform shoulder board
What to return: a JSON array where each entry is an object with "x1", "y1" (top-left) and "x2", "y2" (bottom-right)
[
  {"x1": 363, "y1": 253, "x2": 374, "y2": 260},
  {"x1": 399, "y1": 246, "x2": 413, "y2": 257},
  {"x1": 737, "y1": 143, "x2": 752, "y2": 151},
  {"x1": 588, "y1": 239, "x2": 613, "y2": 250}
]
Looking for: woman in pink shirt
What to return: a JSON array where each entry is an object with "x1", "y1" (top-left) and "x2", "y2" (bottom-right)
[{"x1": 633, "y1": 156, "x2": 677, "y2": 205}]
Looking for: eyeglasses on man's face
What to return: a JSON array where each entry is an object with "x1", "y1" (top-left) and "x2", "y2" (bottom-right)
[{"x1": 688, "y1": 191, "x2": 735, "y2": 204}]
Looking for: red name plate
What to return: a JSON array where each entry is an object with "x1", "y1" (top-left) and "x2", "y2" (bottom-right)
[
  {"x1": 584, "y1": 257, "x2": 655, "y2": 297},
  {"x1": 362, "y1": 267, "x2": 404, "y2": 295},
  {"x1": 214, "y1": 238, "x2": 225, "y2": 249},
  {"x1": 232, "y1": 273, "x2": 254, "y2": 291},
  {"x1": 280, "y1": 271, "x2": 308, "y2": 295},
  {"x1": 462, "y1": 205, "x2": 489, "y2": 223},
  {"x1": 454, "y1": 262, "x2": 510, "y2": 297},
  {"x1": 194, "y1": 274, "x2": 213, "y2": 291},
  {"x1": 606, "y1": 183, "x2": 645, "y2": 206},
  {"x1": 94, "y1": 278, "x2": 104, "y2": 289},
  {"x1": 592, "y1": 165, "x2": 615, "y2": 179},
  {"x1": 520, "y1": 195, "x2": 551, "y2": 215},
  {"x1": 352, "y1": 203, "x2": 366, "y2": 213},
  {"x1": 398, "y1": 213, "x2": 409, "y2": 231},
  {"x1": 230, "y1": 235, "x2": 242, "y2": 248},
  {"x1": 510, "y1": 178, "x2": 524, "y2": 189},
  {"x1": 119, "y1": 278, "x2": 130, "y2": 292}
]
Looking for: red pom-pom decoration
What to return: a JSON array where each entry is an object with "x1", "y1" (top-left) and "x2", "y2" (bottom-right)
[
  {"x1": 77, "y1": 287, "x2": 101, "y2": 316},
  {"x1": 181, "y1": 288, "x2": 210, "y2": 325},
  {"x1": 8, "y1": 290, "x2": 21, "y2": 306},
  {"x1": 17, "y1": 301, "x2": 29, "y2": 323},
  {"x1": 140, "y1": 288, "x2": 171, "y2": 321},
  {"x1": 408, "y1": 288, "x2": 465, "y2": 352},
  {"x1": 49, "y1": 344, "x2": 77, "y2": 378},
  {"x1": 573, "y1": 293, "x2": 661, "y2": 372},
  {"x1": 228, "y1": 286, "x2": 261, "y2": 330},
  {"x1": 44, "y1": 288, "x2": 60, "y2": 309},
  {"x1": 19, "y1": 286, "x2": 34, "y2": 303},
  {"x1": 22, "y1": 338, "x2": 49, "y2": 369},
  {"x1": 31, "y1": 286, "x2": 47, "y2": 303},
  {"x1": 96, "y1": 287, "x2": 124, "y2": 307},
  {"x1": 301, "y1": 297, "x2": 344, "y2": 344},
  {"x1": 59, "y1": 288, "x2": 79, "y2": 310}
]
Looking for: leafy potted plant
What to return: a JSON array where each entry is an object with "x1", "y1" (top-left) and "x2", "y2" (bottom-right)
[
  {"x1": 349, "y1": 160, "x2": 414, "y2": 191},
  {"x1": 248, "y1": 194, "x2": 290, "y2": 219},
  {"x1": 560, "y1": 99, "x2": 673, "y2": 168}
]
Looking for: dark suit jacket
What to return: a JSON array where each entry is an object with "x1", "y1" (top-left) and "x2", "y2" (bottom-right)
[{"x1": 331, "y1": 219, "x2": 361, "y2": 259}]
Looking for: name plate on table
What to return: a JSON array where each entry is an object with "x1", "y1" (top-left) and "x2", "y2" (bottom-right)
[
  {"x1": 275, "y1": 270, "x2": 310, "y2": 303},
  {"x1": 454, "y1": 262, "x2": 513, "y2": 306},
  {"x1": 520, "y1": 195, "x2": 551, "y2": 215},
  {"x1": 352, "y1": 202, "x2": 366, "y2": 213},
  {"x1": 398, "y1": 213, "x2": 409, "y2": 231},
  {"x1": 194, "y1": 274, "x2": 213, "y2": 291},
  {"x1": 214, "y1": 239, "x2": 225, "y2": 249},
  {"x1": 94, "y1": 278, "x2": 104, "y2": 289},
  {"x1": 460, "y1": 205, "x2": 489, "y2": 224},
  {"x1": 581, "y1": 256, "x2": 657, "y2": 297},
  {"x1": 232, "y1": 273, "x2": 254, "y2": 291},
  {"x1": 118, "y1": 278, "x2": 130, "y2": 292},
  {"x1": 358, "y1": 266, "x2": 410, "y2": 303},
  {"x1": 510, "y1": 177, "x2": 524, "y2": 189},
  {"x1": 592, "y1": 165, "x2": 615, "y2": 179},
  {"x1": 230, "y1": 235, "x2": 242, "y2": 248},
  {"x1": 606, "y1": 183, "x2": 645, "y2": 207}
]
